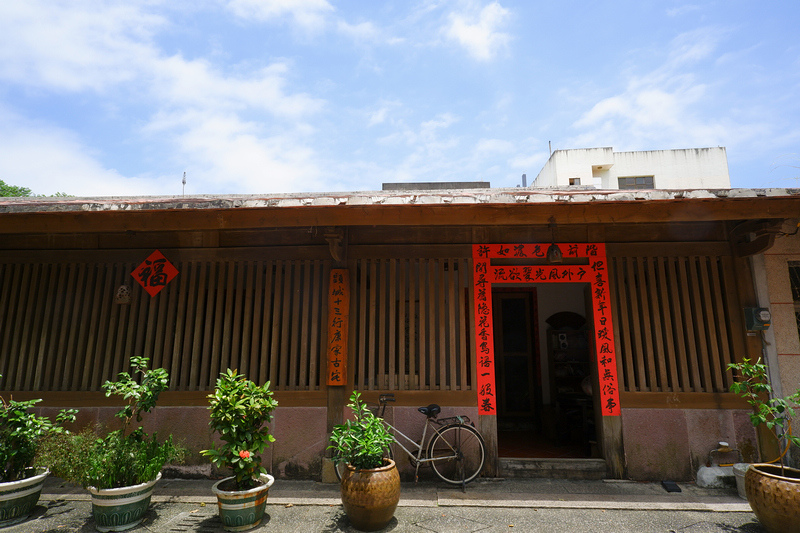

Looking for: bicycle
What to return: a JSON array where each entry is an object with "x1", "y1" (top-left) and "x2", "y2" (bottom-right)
[{"x1": 332, "y1": 393, "x2": 486, "y2": 491}]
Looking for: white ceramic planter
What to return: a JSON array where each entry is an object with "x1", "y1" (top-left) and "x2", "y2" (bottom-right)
[
  {"x1": 87, "y1": 472, "x2": 161, "y2": 532},
  {"x1": 0, "y1": 467, "x2": 49, "y2": 527}
]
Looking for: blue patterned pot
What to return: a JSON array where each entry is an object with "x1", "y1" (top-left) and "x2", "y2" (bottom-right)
[
  {"x1": 0, "y1": 467, "x2": 49, "y2": 527},
  {"x1": 88, "y1": 472, "x2": 161, "y2": 532},
  {"x1": 212, "y1": 473, "x2": 274, "y2": 532}
]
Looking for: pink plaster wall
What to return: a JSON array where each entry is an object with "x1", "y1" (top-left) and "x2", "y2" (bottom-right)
[
  {"x1": 35, "y1": 405, "x2": 328, "y2": 479},
  {"x1": 621, "y1": 408, "x2": 758, "y2": 481}
]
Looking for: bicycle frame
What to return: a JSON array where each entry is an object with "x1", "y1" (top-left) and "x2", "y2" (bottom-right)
[{"x1": 375, "y1": 396, "x2": 470, "y2": 483}]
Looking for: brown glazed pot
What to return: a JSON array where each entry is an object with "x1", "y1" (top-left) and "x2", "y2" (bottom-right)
[
  {"x1": 744, "y1": 463, "x2": 800, "y2": 533},
  {"x1": 340, "y1": 459, "x2": 400, "y2": 532}
]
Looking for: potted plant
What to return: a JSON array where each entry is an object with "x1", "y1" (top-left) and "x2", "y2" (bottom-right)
[
  {"x1": 728, "y1": 357, "x2": 800, "y2": 533},
  {"x1": 329, "y1": 391, "x2": 399, "y2": 532},
  {"x1": 37, "y1": 356, "x2": 183, "y2": 532},
  {"x1": 0, "y1": 374, "x2": 77, "y2": 527},
  {"x1": 201, "y1": 369, "x2": 278, "y2": 532}
]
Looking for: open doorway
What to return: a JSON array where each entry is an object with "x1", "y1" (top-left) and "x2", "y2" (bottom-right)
[{"x1": 493, "y1": 285, "x2": 597, "y2": 459}]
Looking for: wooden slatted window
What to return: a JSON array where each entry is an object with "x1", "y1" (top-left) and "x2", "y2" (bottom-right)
[
  {"x1": 790, "y1": 262, "x2": 800, "y2": 342},
  {"x1": 350, "y1": 258, "x2": 474, "y2": 392},
  {"x1": 0, "y1": 259, "x2": 328, "y2": 392},
  {"x1": 609, "y1": 254, "x2": 740, "y2": 393}
]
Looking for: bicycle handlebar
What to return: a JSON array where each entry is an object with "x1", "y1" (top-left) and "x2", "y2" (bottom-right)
[{"x1": 379, "y1": 393, "x2": 396, "y2": 404}]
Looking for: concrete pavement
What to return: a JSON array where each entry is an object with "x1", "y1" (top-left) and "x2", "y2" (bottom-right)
[{"x1": 4, "y1": 477, "x2": 765, "y2": 532}]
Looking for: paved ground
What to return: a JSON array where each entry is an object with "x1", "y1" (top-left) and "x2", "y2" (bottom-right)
[{"x1": 4, "y1": 477, "x2": 766, "y2": 533}]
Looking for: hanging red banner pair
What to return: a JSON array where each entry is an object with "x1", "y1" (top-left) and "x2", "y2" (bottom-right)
[{"x1": 472, "y1": 243, "x2": 620, "y2": 417}]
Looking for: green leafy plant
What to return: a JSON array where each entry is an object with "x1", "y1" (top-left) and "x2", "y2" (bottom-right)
[
  {"x1": 201, "y1": 369, "x2": 278, "y2": 491},
  {"x1": 36, "y1": 357, "x2": 184, "y2": 489},
  {"x1": 0, "y1": 374, "x2": 77, "y2": 482},
  {"x1": 728, "y1": 357, "x2": 800, "y2": 474},
  {"x1": 328, "y1": 391, "x2": 394, "y2": 471}
]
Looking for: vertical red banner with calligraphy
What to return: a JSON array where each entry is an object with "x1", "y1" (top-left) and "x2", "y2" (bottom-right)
[
  {"x1": 472, "y1": 245, "x2": 496, "y2": 415},
  {"x1": 587, "y1": 245, "x2": 620, "y2": 416},
  {"x1": 471, "y1": 243, "x2": 621, "y2": 417},
  {"x1": 327, "y1": 269, "x2": 349, "y2": 386}
]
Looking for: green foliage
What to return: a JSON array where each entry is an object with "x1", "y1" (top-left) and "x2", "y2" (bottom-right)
[
  {"x1": 33, "y1": 357, "x2": 183, "y2": 489},
  {"x1": 0, "y1": 374, "x2": 77, "y2": 482},
  {"x1": 728, "y1": 357, "x2": 800, "y2": 469},
  {"x1": 0, "y1": 180, "x2": 32, "y2": 197},
  {"x1": 201, "y1": 369, "x2": 278, "y2": 490},
  {"x1": 37, "y1": 427, "x2": 183, "y2": 489},
  {"x1": 102, "y1": 355, "x2": 170, "y2": 425},
  {"x1": 328, "y1": 391, "x2": 393, "y2": 471}
]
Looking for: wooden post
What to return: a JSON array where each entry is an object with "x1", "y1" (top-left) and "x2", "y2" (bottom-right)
[{"x1": 479, "y1": 414, "x2": 499, "y2": 477}]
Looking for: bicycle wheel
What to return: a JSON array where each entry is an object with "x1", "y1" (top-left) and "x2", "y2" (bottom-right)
[
  {"x1": 427, "y1": 423, "x2": 485, "y2": 485},
  {"x1": 333, "y1": 446, "x2": 394, "y2": 482}
]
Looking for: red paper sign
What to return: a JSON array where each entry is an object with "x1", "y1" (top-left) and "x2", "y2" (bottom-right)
[
  {"x1": 131, "y1": 250, "x2": 179, "y2": 297},
  {"x1": 472, "y1": 243, "x2": 620, "y2": 416},
  {"x1": 327, "y1": 269, "x2": 349, "y2": 385}
]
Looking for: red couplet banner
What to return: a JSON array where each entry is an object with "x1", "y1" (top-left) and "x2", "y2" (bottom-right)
[
  {"x1": 472, "y1": 244, "x2": 620, "y2": 417},
  {"x1": 326, "y1": 269, "x2": 349, "y2": 386}
]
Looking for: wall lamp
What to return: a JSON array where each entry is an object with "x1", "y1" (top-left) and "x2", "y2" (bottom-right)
[{"x1": 546, "y1": 217, "x2": 563, "y2": 264}]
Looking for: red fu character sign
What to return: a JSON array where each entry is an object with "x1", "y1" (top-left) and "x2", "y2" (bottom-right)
[{"x1": 131, "y1": 250, "x2": 179, "y2": 297}]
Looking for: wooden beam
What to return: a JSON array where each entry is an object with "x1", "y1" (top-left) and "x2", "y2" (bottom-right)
[
  {"x1": 619, "y1": 392, "x2": 752, "y2": 409},
  {"x1": 1, "y1": 197, "x2": 799, "y2": 235},
  {"x1": 4, "y1": 390, "x2": 327, "y2": 407}
]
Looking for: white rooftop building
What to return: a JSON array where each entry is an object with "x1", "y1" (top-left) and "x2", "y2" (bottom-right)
[{"x1": 532, "y1": 147, "x2": 731, "y2": 190}]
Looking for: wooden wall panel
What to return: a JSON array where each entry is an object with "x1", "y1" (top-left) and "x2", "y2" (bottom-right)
[
  {"x1": 0, "y1": 257, "x2": 330, "y2": 394},
  {"x1": 350, "y1": 256, "x2": 474, "y2": 393},
  {"x1": 609, "y1": 250, "x2": 744, "y2": 394}
]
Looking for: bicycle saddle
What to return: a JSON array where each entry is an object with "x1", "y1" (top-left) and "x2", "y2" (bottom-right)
[{"x1": 418, "y1": 404, "x2": 441, "y2": 418}]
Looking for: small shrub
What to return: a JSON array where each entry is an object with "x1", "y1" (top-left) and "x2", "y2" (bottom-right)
[
  {"x1": 201, "y1": 369, "x2": 278, "y2": 490},
  {"x1": 35, "y1": 357, "x2": 184, "y2": 489},
  {"x1": 0, "y1": 374, "x2": 77, "y2": 482},
  {"x1": 328, "y1": 391, "x2": 393, "y2": 471}
]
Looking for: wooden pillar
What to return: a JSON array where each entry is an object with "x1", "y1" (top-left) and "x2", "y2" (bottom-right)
[
  {"x1": 588, "y1": 277, "x2": 626, "y2": 478},
  {"x1": 479, "y1": 414, "x2": 499, "y2": 477},
  {"x1": 323, "y1": 228, "x2": 348, "y2": 482}
]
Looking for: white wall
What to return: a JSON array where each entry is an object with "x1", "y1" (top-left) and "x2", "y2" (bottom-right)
[{"x1": 533, "y1": 147, "x2": 730, "y2": 189}]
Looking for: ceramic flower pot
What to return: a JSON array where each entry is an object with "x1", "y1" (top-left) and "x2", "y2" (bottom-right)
[
  {"x1": 0, "y1": 467, "x2": 49, "y2": 527},
  {"x1": 340, "y1": 459, "x2": 400, "y2": 532},
  {"x1": 744, "y1": 463, "x2": 800, "y2": 533},
  {"x1": 88, "y1": 472, "x2": 161, "y2": 532},
  {"x1": 212, "y1": 473, "x2": 274, "y2": 532}
]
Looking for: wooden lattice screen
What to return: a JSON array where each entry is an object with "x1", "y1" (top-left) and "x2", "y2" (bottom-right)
[
  {"x1": 609, "y1": 253, "x2": 742, "y2": 394},
  {"x1": 0, "y1": 258, "x2": 329, "y2": 392},
  {"x1": 349, "y1": 257, "x2": 475, "y2": 392}
]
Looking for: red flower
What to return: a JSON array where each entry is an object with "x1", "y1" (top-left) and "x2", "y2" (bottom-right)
[{"x1": 239, "y1": 450, "x2": 250, "y2": 459}]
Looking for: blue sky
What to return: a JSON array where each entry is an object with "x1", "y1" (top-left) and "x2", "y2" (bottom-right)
[{"x1": 1, "y1": 1, "x2": 798, "y2": 196}]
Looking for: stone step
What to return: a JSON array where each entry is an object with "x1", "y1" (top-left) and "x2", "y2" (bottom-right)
[{"x1": 499, "y1": 458, "x2": 608, "y2": 479}]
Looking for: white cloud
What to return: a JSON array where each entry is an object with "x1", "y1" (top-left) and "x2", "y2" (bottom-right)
[
  {"x1": 570, "y1": 28, "x2": 766, "y2": 152},
  {"x1": 368, "y1": 107, "x2": 389, "y2": 127},
  {"x1": 0, "y1": 1, "x2": 162, "y2": 91},
  {"x1": 444, "y1": 1, "x2": 510, "y2": 61},
  {"x1": 475, "y1": 138, "x2": 514, "y2": 154},
  {"x1": 0, "y1": 0, "x2": 328, "y2": 194},
  {"x1": 226, "y1": 0, "x2": 333, "y2": 31},
  {"x1": 0, "y1": 107, "x2": 167, "y2": 197},
  {"x1": 666, "y1": 4, "x2": 702, "y2": 17},
  {"x1": 337, "y1": 20, "x2": 379, "y2": 41},
  {"x1": 152, "y1": 56, "x2": 323, "y2": 118},
  {"x1": 172, "y1": 112, "x2": 322, "y2": 193}
]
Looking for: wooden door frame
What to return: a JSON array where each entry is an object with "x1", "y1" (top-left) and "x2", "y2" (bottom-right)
[{"x1": 472, "y1": 243, "x2": 625, "y2": 478}]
